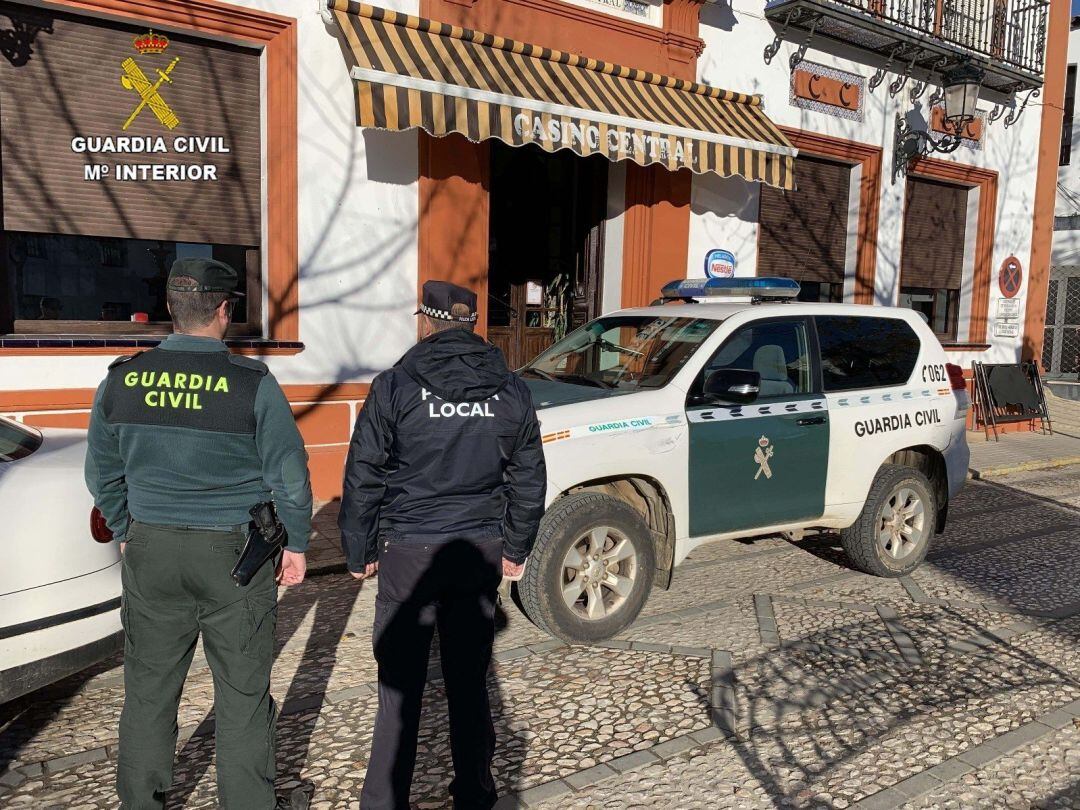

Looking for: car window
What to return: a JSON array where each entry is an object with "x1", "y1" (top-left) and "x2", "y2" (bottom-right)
[
  {"x1": 0, "y1": 417, "x2": 42, "y2": 462},
  {"x1": 816, "y1": 316, "x2": 920, "y2": 391},
  {"x1": 698, "y1": 320, "x2": 812, "y2": 399},
  {"x1": 525, "y1": 315, "x2": 719, "y2": 391}
]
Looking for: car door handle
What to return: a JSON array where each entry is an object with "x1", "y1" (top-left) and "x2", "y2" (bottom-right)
[{"x1": 796, "y1": 415, "x2": 827, "y2": 426}]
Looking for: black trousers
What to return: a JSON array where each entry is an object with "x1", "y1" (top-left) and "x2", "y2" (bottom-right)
[{"x1": 360, "y1": 536, "x2": 503, "y2": 810}]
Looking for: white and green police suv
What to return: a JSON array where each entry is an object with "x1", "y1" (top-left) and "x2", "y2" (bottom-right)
[{"x1": 517, "y1": 278, "x2": 970, "y2": 643}]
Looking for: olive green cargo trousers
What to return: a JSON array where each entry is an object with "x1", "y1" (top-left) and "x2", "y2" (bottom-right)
[{"x1": 117, "y1": 521, "x2": 278, "y2": 810}]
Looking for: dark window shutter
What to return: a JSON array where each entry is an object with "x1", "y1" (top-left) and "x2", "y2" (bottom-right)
[
  {"x1": 900, "y1": 177, "x2": 967, "y2": 290},
  {"x1": 757, "y1": 156, "x2": 852, "y2": 285},
  {"x1": 0, "y1": 1, "x2": 261, "y2": 246}
]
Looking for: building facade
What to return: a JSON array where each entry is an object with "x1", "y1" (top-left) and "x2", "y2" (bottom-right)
[
  {"x1": 1048, "y1": 16, "x2": 1080, "y2": 380},
  {"x1": 0, "y1": 0, "x2": 1067, "y2": 498}
]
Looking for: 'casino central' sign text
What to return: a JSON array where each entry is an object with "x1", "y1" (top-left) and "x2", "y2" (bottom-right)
[{"x1": 513, "y1": 113, "x2": 694, "y2": 167}]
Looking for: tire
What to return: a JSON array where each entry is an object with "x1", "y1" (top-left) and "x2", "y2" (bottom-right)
[
  {"x1": 519, "y1": 492, "x2": 655, "y2": 644},
  {"x1": 840, "y1": 463, "x2": 937, "y2": 577}
]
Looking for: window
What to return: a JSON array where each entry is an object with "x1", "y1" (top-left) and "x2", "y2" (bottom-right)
[
  {"x1": 897, "y1": 286, "x2": 959, "y2": 337},
  {"x1": 525, "y1": 315, "x2": 719, "y2": 391},
  {"x1": 99, "y1": 238, "x2": 127, "y2": 268},
  {"x1": 1061, "y1": 64, "x2": 1077, "y2": 166},
  {"x1": 796, "y1": 280, "x2": 843, "y2": 303},
  {"x1": 758, "y1": 155, "x2": 852, "y2": 301},
  {"x1": 816, "y1": 316, "x2": 920, "y2": 391},
  {"x1": 899, "y1": 177, "x2": 968, "y2": 340},
  {"x1": 6, "y1": 232, "x2": 257, "y2": 328},
  {"x1": 697, "y1": 320, "x2": 812, "y2": 400},
  {"x1": 0, "y1": 3, "x2": 262, "y2": 336},
  {"x1": 0, "y1": 416, "x2": 42, "y2": 462}
]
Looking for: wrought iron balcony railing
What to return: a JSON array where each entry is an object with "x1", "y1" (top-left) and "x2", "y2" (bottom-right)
[{"x1": 764, "y1": 0, "x2": 1049, "y2": 93}]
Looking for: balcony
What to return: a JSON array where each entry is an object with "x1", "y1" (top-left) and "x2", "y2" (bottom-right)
[{"x1": 763, "y1": 0, "x2": 1049, "y2": 94}]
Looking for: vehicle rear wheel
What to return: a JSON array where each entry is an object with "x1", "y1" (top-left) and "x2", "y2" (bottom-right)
[
  {"x1": 840, "y1": 463, "x2": 937, "y2": 577},
  {"x1": 519, "y1": 492, "x2": 655, "y2": 643}
]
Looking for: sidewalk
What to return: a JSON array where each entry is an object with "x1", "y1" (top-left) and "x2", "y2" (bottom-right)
[{"x1": 967, "y1": 389, "x2": 1080, "y2": 477}]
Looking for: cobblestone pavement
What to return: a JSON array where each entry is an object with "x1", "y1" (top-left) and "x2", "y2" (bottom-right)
[{"x1": 2, "y1": 465, "x2": 1079, "y2": 809}]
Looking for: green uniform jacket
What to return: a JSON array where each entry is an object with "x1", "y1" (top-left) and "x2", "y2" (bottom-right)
[{"x1": 85, "y1": 334, "x2": 313, "y2": 551}]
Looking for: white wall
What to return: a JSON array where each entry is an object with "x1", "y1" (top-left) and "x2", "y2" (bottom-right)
[
  {"x1": 601, "y1": 162, "x2": 627, "y2": 313},
  {"x1": 685, "y1": 173, "x2": 759, "y2": 280},
  {"x1": 269, "y1": 0, "x2": 420, "y2": 385},
  {"x1": 690, "y1": 0, "x2": 1045, "y2": 365}
]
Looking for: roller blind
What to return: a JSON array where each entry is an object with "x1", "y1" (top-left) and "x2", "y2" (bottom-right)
[
  {"x1": 0, "y1": 1, "x2": 261, "y2": 246},
  {"x1": 757, "y1": 155, "x2": 851, "y2": 285},
  {"x1": 900, "y1": 176, "x2": 967, "y2": 289}
]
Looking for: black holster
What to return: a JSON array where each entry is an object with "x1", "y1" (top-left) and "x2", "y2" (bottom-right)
[{"x1": 230, "y1": 502, "x2": 288, "y2": 587}]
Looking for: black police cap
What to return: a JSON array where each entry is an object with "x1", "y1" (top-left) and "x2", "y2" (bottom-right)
[
  {"x1": 417, "y1": 280, "x2": 477, "y2": 322},
  {"x1": 167, "y1": 258, "x2": 245, "y2": 298}
]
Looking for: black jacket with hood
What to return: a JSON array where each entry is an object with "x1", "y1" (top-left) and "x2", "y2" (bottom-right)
[{"x1": 338, "y1": 330, "x2": 547, "y2": 570}]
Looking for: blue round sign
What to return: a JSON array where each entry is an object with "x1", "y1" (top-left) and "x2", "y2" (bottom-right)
[{"x1": 704, "y1": 249, "x2": 736, "y2": 279}]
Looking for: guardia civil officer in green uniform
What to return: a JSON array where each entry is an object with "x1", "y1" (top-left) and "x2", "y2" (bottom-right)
[{"x1": 85, "y1": 258, "x2": 313, "y2": 810}]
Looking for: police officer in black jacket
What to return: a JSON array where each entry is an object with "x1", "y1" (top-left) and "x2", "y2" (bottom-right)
[{"x1": 339, "y1": 281, "x2": 546, "y2": 810}]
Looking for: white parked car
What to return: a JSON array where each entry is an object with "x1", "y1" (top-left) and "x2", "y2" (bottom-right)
[
  {"x1": 0, "y1": 417, "x2": 122, "y2": 703},
  {"x1": 517, "y1": 278, "x2": 970, "y2": 643}
]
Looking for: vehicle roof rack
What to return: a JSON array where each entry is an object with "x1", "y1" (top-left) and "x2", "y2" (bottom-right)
[{"x1": 659, "y1": 277, "x2": 801, "y2": 304}]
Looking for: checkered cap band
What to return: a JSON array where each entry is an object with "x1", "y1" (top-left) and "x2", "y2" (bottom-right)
[{"x1": 419, "y1": 303, "x2": 478, "y2": 322}]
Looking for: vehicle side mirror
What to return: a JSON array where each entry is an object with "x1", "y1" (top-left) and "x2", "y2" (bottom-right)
[{"x1": 703, "y1": 369, "x2": 761, "y2": 405}]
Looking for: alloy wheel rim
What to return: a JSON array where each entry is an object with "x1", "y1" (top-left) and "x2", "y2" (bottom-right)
[
  {"x1": 560, "y1": 525, "x2": 637, "y2": 620},
  {"x1": 877, "y1": 486, "x2": 926, "y2": 561}
]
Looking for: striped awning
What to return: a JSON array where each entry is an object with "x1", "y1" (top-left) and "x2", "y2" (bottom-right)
[{"x1": 328, "y1": 1, "x2": 797, "y2": 189}]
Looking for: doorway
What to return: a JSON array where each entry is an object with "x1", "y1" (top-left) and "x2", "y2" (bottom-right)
[{"x1": 487, "y1": 142, "x2": 608, "y2": 369}]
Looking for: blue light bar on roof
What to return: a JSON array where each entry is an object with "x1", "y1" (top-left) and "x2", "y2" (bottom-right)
[{"x1": 660, "y1": 277, "x2": 801, "y2": 301}]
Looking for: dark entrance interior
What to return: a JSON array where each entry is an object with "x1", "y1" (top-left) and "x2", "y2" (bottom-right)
[{"x1": 487, "y1": 142, "x2": 608, "y2": 369}]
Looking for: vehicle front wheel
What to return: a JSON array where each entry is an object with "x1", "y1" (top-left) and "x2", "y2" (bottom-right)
[
  {"x1": 519, "y1": 492, "x2": 655, "y2": 644},
  {"x1": 840, "y1": 463, "x2": 937, "y2": 577}
]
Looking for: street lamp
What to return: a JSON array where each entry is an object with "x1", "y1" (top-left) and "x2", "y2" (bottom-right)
[{"x1": 893, "y1": 60, "x2": 984, "y2": 182}]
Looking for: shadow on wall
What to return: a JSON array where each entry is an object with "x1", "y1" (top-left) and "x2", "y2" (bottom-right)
[{"x1": 700, "y1": 0, "x2": 738, "y2": 33}]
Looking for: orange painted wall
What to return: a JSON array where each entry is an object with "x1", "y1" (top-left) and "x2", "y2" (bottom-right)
[
  {"x1": 0, "y1": 385, "x2": 366, "y2": 501},
  {"x1": 417, "y1": 133, "x2": 490, "y2": 339}
]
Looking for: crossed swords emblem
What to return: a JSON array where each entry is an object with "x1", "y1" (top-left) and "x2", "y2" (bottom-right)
[
  {"x1": 120, "y1": 56, "x2": 181, "y2": 130},
  {"x1": 754, "y1": 436, "x2": 774, "y2": 480}
]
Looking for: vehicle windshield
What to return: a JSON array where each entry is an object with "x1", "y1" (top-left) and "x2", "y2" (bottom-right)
[
  {"x1": 523, "y1": 315, "x2": 720, "y2": 391},
  {"x1": 0, "y1": 417, "x2": 43, "y2": 462}
]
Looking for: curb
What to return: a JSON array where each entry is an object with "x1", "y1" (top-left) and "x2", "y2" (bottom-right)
[{"x1": 968, "y1": 455, "x2": 1080, "y2": 479}]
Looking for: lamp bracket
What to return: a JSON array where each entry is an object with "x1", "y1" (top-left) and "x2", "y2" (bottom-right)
[
  {"x1": 788, "y1": 13, "x2": 821, "y2": 71},
  {"x1": 1004, "y1": 88, "x2": 1040, "y2": 129},
  {"x1": 869, "y1": 43, "x2": 905, "y2": 92},
  {"x1": 764, "y1": 8, "x2": 803, "y2": 65},
  {"x1": 892, "y1": 112, "x2": 964, "y2": 184},
  {"x1": 888, "y1": 49, "x2": 923, "y2": 97}
]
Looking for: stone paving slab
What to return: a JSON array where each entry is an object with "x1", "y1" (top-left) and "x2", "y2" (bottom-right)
[{"x1": 2, "y1": 469, "x2": 1079, "y2": 808}]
